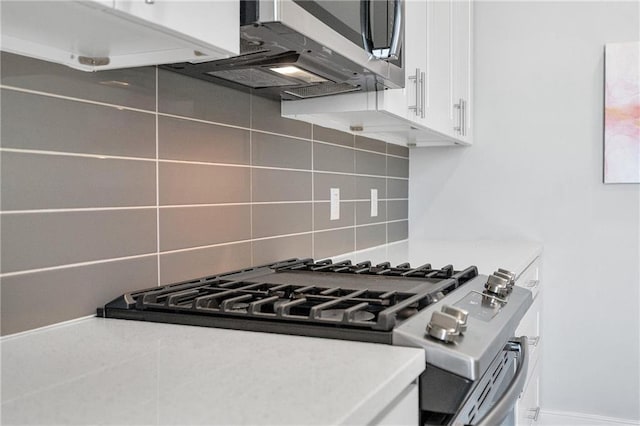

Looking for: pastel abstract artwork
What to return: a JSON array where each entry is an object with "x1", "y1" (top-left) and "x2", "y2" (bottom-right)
[{"x1": 604, "y1": 42, "x2": 640, "y2": 183}]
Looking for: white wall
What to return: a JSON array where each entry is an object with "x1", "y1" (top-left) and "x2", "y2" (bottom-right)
[{"x1": 409, "y1": 1, "x2": 639, "y2": 422}]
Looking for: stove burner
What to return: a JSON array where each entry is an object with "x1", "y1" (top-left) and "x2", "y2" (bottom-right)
[
  {"x1": 230, "y1": 302, "x2": 250, "y2": 311},
  {"x1": 320, "y1": 309, "x2": 375, "y2": 322},
  {"x1": 99, "y1": 257, "x2": 479, "y2": 338}
]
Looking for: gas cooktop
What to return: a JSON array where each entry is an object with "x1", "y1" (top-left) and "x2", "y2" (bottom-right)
[{"x1": 98, "y1": 258, "x2": 479, "y2": 344}]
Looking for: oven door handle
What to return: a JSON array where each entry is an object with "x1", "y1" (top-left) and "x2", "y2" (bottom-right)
[{"x1": 475, "y1": 336, "x2": 529, "y2": 426}]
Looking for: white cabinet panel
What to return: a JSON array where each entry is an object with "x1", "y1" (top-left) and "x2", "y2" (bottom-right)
[
  {"x1": 0, "y1": 0, "x2": 238, "y2": 71},
  {"x1": 282, "y1": 0, "x2": 474, "y2": 148},
  {"x1": 515, "y1": 256, "x2": 542, "y2": 426},
  {"x1": 517, "y1": 362, "x2": 540, "y2": 426}
]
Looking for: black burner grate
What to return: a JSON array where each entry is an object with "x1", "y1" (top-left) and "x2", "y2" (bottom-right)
[{"x1": 98, "y1": 258, "x2": 478, "y2": 336}]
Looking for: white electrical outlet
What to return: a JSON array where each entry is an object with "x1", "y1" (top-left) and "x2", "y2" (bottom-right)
[
  {"x1": 370, "y1": 188, "x2": 378, "y2": 217},
  {"x1": 330, "y1": 188, "x2": 340, "y2": 220}
]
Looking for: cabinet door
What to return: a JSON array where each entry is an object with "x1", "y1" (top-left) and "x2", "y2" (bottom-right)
[
  {"x1": 517, "y1": 362, "x2": 541, "y2": 426},
  {"x1": 422, "y1": 0, "x2": 453, "y2": 136},
  {"x1": 379, "y1": 0, "x2": 428, "y2": 123},
  {"x1": 451, "y1": 0, "x2": 473, "y2": 143},
  {"x1": 113, "y1": 0, "x2": 238, "y2": 58}
]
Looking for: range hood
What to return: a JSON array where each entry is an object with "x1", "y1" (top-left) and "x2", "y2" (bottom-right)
[{"x1": 160, "y1": 0, "x2": 404, "y2": 100}]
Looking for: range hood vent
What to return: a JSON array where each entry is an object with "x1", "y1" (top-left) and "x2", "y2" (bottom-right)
[{"x1": 284, "y1": 83, "x2": 361, "y2": 99}]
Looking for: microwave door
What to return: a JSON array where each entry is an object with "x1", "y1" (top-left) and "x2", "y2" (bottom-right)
[{"x1": 290, "y1": 0, "x2": 403, "y2": 66}]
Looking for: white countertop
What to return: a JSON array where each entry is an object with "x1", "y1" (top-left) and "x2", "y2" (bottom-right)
[
  {"x1": 1, "y1": 239, "x2": 542, "y2": 425},
  {"x1": 0, "y1": 317, "x2": 425, "y2": 425}
]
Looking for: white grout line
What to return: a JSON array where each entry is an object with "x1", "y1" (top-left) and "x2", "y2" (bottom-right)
[
  {"x1": 155, "y1": 66, "x2": 161, "y2": 287},
  {"x1": 0, "y1": 253, "x2": 158, "y2": 279},
  {"x1": 0, "y1": 199, "x2": 407, "y2": 215},
  {"x1": 311, "y1": 125, "x2": 315, "y2": 259},
  {"x1": 0, "y1": 206, "x2": 156, "y2": 215},
  {"x1": 249, "y1": 93, "x2": 254, "y2": 266},
  {"x1": 0, "y1": 147, "x2": 156, "y2": 163},
  {"x1": 0, "y1": 84, "x2": 155, "y2": 115},
  {"x1": 0, "y1": 147, "x2": 407, "y2": 180}
]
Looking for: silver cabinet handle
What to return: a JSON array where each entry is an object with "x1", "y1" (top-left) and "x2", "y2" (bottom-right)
[
  {"x1": 145, "y1": 0, "x2": 154, "y2": 4},
  {"x1": 527, "y1": 279, "x2": 540, "y2": 289},
  {"x1": 527, "y1": 336, "x2": 540, "y2": 347},
  {"x1": 420, "y1": 71, "x2": 426, "y2": 118},
  {"x1": 461, "y1": 98, "x2": 466, "y2": 136},
  {"x1": 527, "y1": 407, "x2": 541, "y2": 421},
  {"x1": 408, "y1": 68, "x2": 420, "y2": 117},
  {"x1": 453, "y1": 99, "x2": 463, "y2": 134}
]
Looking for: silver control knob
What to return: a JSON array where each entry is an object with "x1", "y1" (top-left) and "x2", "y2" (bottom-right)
[
  {"x1": 495, "y1": 268, "x2": 516, "y2": 289},
  {"x1": 441, "y1": 305, "x2": 469, "y2": 332},
  {"x1": 426, "y1": 311, "x2": 461, "y2": 343},
  {"x1": 485, "y1": 274, "x2": 510, "y2": 296}
]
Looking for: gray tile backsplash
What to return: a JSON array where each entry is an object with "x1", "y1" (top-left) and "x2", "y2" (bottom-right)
[
  {"x1": 1, "y1": 209, "x2": 157, "y2": 273},
  {"x1": 159, "y1": 162, "x2": 251, "y2": 205},
  {"x1": 159, "y1": 205, "x2": 251, "y2": 251},
  {"x1": 1, "y1": 52, "x2": 156, "y2": 110},
  {"x1": 1, "y1": 152, "x2": 156, "y2": 210},
  {"x1": 0, "y1": 52, "x2": 409, "y2": 335},
  {"x1": 313, "y1": 142, "x2": 355, "y2": 173},
  {"x1": 1, "y1": 89, "x2": 156, "y2": 158},
  {"x1": 158, "y1": 68, "x2": 250, "y2": 127},
  {"x1": 158, "y1": 116, "x2": 251, "y2": 164}
]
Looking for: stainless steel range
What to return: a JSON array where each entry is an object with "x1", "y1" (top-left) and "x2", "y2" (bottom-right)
[{"x1": 98, "y1": 258, "x2": 532, "y2": 426}]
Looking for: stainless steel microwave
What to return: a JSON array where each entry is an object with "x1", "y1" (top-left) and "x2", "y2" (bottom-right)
[{"x1": 161, "y1": 0, "x2": 405, "y2": 100}]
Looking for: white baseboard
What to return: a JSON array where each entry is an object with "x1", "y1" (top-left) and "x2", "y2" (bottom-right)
[{"x1": 540, "y1": 410, "x2": 640, "y2": 426}]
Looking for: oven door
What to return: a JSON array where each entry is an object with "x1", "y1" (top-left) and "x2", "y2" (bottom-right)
[{"x1": 451, "y1": 337, "x2": 529, "y2": 426}]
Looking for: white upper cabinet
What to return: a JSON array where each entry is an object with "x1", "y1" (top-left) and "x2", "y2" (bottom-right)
[
  {"x1": 0, "y1": 0, "x2": 239, "y2": 72},
  {"x1": 282, "y1": 0, "x2": 474, "y2": 147}
]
